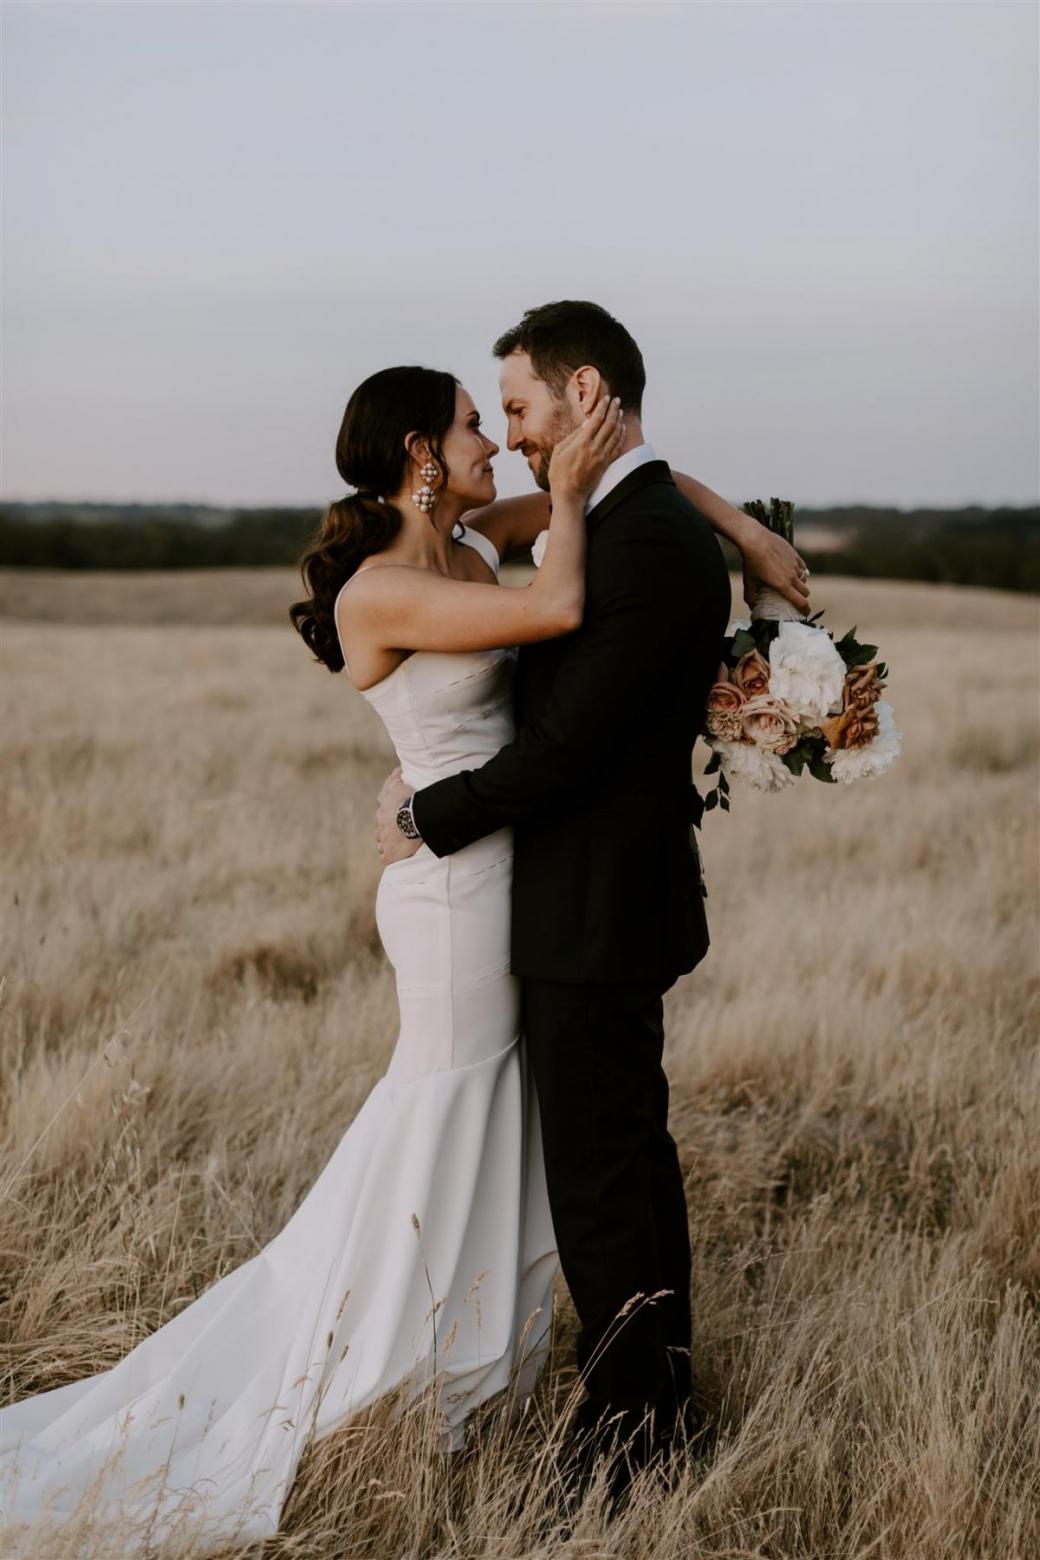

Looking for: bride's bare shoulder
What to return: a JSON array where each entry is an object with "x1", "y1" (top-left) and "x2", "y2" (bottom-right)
[
  {"x1": 336, "y1": 555, "x2": 497, "y2": 634},
  {"x1": 334, "y1": 561, "x2": 425, "y2": 622}
]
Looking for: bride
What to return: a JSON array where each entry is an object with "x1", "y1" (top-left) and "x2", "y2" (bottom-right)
[{"x1": 0, "y1": 365, "x2": 807, "y2": 1552}]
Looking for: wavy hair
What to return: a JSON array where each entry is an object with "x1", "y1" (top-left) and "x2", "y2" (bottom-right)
[{"x1": 289, "y1": 365, "x2": 459, "y2": 672}]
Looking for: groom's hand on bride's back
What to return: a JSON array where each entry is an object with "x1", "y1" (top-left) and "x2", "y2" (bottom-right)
[{"x1": 375, "y1": 766, "x2": 423, "y2": 864}]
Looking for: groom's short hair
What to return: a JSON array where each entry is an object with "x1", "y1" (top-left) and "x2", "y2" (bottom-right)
[{"x1": 493, "y1": 300, "x2": 645, "y2": 414}]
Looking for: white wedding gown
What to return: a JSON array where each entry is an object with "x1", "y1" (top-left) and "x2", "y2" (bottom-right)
[{"x1": 0, "y1": 525, "x2": 559, "y2": 1554}]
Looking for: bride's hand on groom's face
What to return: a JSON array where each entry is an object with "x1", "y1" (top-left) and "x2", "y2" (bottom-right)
[
  {"x1": 547, "y1": 395, "x2": 625, "y2": 500},
  {"x1": 375, "y1": 767, "x2": 422, "y2": 865}
]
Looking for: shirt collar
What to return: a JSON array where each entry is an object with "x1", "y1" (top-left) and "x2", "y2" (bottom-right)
[{"x1": 584, "y1": 441, "x2": 658, "y2": 516}]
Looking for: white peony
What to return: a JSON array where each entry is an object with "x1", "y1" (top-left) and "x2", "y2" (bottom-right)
[
  {"x1": 825, "y1": 700, "x2": 902, "y2": 784},
  {"x1": 708, "y1": 736, "x2": 797, "y2": 792},
  {"x1": 767, "y1": 620, "x2": 847, "y2": 727},
  {"x1": 531, "y1": 528, "x2": 549, "y2": 568}
]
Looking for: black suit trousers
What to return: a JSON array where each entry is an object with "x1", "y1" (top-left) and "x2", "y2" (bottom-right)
[{"x1": 522, "y1": 974, "x2": 693, "y2": 1452}]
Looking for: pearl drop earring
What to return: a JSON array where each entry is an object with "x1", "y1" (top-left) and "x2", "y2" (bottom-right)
[{"x1": 412, "y1": 461, "x2": 439, "y2": 514}]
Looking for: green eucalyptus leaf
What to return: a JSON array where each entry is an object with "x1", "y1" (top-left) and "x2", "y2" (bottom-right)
[{"x1": 809, "y1": 752, "x2": 836, "y2": 782}]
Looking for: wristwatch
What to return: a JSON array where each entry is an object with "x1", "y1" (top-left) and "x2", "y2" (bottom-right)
[{"x1": 395, "y1": 794, "x2": 421, "y2": 841}]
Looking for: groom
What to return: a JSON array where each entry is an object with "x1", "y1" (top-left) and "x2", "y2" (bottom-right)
[{"x1": 375, "y1": 300, "x2": 731, "y2": 1485}]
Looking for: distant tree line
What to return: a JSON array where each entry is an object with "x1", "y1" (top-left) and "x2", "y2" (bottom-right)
[
  {"x1": 1, "y1": 501, "x2": 1037, "y2": 592},
  {"x1": 716, "y1": 504, "x2": 1040, "y2": 593},
  {"x1": 0, "y1": 507, "x2": 320, "y2": 571},
  {"x1": 802, "y1": 508, "x2": 1040, "y2": 593}
]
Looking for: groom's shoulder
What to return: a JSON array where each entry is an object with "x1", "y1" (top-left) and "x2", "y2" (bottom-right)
[
  {"x1": 601, "y1": 466, "x2": 708, "y2": 525},
  {"x1": 598, "y1": 479, "x2": 720, "y2": 559},
  {"x1": 590, "y1": 486, "x2": 730, "y2": 619}
]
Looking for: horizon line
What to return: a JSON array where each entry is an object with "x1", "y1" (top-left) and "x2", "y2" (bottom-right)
[{"x1": 4, "y1": 496, "x2": 1039, "y2": 513}]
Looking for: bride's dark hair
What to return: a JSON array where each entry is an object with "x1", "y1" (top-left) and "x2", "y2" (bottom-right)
[{"x1": 289, "y1": 365, "x2": 459, "y2": 672}]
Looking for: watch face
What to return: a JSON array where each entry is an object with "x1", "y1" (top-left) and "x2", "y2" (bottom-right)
[{"x1": 396, "y1": 802, "x2": 419, "y2": 839}]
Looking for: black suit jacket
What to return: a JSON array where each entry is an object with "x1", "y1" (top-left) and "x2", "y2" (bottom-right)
[{"x1": 411, "y1": 460, "x2": 732, "y2": 985}]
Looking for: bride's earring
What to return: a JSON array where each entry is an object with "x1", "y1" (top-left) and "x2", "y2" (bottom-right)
[{"x1": 411, "y1": 461, "x2": 439, "y2": 514}]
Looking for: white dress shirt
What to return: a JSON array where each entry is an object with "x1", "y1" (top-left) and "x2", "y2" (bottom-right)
[{"x1": 584, "y1": 441, "x2": 658, "y2": 516}]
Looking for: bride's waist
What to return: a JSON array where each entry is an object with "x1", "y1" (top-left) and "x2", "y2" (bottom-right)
[{"x1": 380, "y1": 825, "x2": 513, "y2": 885}]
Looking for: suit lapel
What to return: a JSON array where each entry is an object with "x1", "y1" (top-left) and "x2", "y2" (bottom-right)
[{"x1": 585, "y1": 459, "x2": 675, "y2": 531}]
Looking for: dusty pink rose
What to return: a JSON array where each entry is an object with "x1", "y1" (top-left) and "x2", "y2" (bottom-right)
[
  {"x1": 733, "y1": 648, "x2": 771, "y2": 698},
  {"x1": 705, "y1": 679, "x2": 747, "y2": 741},
  {"x1": 741, "y1": 693, "x2": 800, "y2": 755}
]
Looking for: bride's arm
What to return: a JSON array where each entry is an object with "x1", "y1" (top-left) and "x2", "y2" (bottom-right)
[
  {"x1": 461, "y1": 490, "x2": 552, "y2": 565},
  {"x1": 671, "y1": 471, "x2": 811, "y2": 612},
  {"x1": 466, "y1": 466, "x2": 811, "y2": 610}
]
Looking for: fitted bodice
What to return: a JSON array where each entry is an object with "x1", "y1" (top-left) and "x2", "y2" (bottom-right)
[{"x1": 336, "y1": 526, "x2": 517, "y2": 791}]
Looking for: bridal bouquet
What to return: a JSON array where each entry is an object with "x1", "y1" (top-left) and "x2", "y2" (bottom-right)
[{"x1": 702, "y1": 499, "x2": 901, "y2": 811}]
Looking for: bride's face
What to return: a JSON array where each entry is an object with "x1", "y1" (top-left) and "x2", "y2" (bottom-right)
[
  {"x1": 499, "y1": 350, "x2": 579, "y2": 493},
  {"x1": 435, "y1": 386, "x2": 500, "y2": 506}
]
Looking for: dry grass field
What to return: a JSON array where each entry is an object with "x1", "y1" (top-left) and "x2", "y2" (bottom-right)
[{"x1": 1, "y1": 567, "x2": 1038, "y2": 1558}]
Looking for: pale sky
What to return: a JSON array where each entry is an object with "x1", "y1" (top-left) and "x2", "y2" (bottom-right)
[{"x1": 2, "y1": 0, "x2": 1037, "y2": 508}]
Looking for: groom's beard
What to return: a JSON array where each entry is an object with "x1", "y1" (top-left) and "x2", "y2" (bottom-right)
[
  {"x1": 531, "y1": 449, "x2": 553, "y2": 492},
  {"x1": 528, "y1": 405, "x2": 579, "y2": 492}
]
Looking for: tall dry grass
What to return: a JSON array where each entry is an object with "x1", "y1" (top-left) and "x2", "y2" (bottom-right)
[{"x1": 1, "y1": 568, "x2": 1038, "y2": 1557}]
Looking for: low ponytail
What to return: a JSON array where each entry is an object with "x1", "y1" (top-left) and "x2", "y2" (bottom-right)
[{"x1": 289, "y1": 492, "x2": 404, "y2": 673}]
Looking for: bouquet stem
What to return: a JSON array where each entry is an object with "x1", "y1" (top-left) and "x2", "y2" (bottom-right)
[
  {"x1": 742, "y1": 496, "x2": 795, "y2": 543},
  {"x1": 741, "y1": 497, "x2": 806, "y2": 622}
]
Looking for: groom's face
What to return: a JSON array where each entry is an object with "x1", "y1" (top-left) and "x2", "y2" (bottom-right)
[{"x1": 499, "y1": 351, "x2": 579, "y2": 493}]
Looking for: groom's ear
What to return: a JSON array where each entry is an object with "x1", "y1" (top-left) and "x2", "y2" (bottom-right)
[{"x1": 570, "y1": 365, "x2": 605, "y2": 416}]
